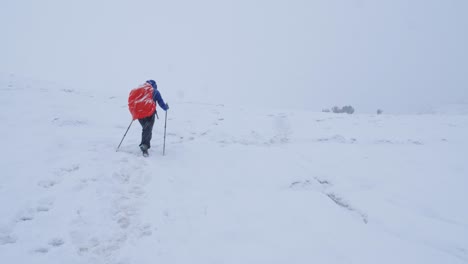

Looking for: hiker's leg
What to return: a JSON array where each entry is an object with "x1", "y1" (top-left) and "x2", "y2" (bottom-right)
[{"x1": 139, "y1": 113, "x2": 156, "y2": 149}]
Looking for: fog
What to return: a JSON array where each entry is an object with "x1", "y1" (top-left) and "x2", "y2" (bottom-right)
[{"x1": 1, "y1": 0, "x2": 467, "y2": 113}]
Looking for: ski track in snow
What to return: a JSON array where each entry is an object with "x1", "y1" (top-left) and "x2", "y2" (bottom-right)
[{"x1": 289, "y1": 171, "x2": 369, "y2": 224}]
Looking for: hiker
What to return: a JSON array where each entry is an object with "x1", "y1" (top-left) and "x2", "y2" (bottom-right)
[{"x1": 138, "y1": 80, "x2": 169, "y2": 155}]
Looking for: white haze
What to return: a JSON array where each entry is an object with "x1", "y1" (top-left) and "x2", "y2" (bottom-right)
[{"x1": 1, "y1": 0, "x2": 467, "y2": 113}]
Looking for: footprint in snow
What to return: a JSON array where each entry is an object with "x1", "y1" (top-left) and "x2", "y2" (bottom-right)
[
  {"x1": 38, "y1": 179, "x2": 60, "y2": 189},
  {"x1": 36, "y1": 199, "x2": 54, "y2": 213},
  {"x1": 112, "y1": 171, "x2": 130, "y2": 184},
  {"x1": 16, "y1": 209, "x2": 35, "y2": 222},
  {"x1": 117, "y1": 217, "x2": 131, "y2": 229},
  {"x1": 137, "y1": 224, "x2": 153, "y2": 238},
  {"x1": 59, "y1": 164, "x2": 80, "y2": 173},
  {"x1": 52, "y1": 118, "x2": 87, "y2": 127},
  {"x1": 48, "y1": 238, "x2": 65, "y2": 247},
  {"x1": 0, "y1": 200, "x2": 55, "y2": 246},
  {"x1": 0, "y1": 233, "x2": 17, "y2": 245},
  {"x1": 15, "y1": 198, "x2": 54, "y2": 223},
  {"x1": 37, "y1": 165, "x2": 80, "y2": 189},
  {"x1": 129, "y1": 186, "x2": 144, "y2": 197},
  {"x1": 33, "y1": 247, "x2": 49, "y2": 254},
  {"x1": 61, "y1": 88, "x2": 75, "y2": 93}
]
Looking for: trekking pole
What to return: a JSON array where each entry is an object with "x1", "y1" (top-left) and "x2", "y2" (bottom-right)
[
  {"x1": 163, "y1": 110, "x2": 168, "y2": 156},
  {"x1": 116, "y1": 120, "x2": 134, "y2": 152}
]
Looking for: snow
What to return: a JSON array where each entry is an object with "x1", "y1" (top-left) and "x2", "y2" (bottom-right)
[{"x1": 0, "y1": 74, "x2": 467, "y2": 263}]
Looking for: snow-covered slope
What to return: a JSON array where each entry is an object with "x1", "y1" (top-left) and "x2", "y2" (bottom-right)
[
  {"x1": 0, "y1": 74, "x2": 467, "y2": 263},
  {"x1": 430, "y1": 103, "x2": 468, "y2": 115}
]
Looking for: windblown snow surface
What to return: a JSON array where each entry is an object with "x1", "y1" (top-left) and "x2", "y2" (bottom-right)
[{"x1": 0, "y1": 74, "x2": 467, "y2": 264}]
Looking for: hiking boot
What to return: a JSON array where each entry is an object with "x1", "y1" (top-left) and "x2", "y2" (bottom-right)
[{"x1": 140, "y1": 144, "x2": 149, "y2": 151}]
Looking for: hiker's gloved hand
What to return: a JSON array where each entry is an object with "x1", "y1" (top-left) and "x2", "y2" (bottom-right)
[{"x1": 165, "y1": 103, "x2": 169, "y2": 110}]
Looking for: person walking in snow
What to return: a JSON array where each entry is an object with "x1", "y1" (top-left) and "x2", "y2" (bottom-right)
[{"x1": 138, "y1": 80, "x2": 169, "y2": 155}]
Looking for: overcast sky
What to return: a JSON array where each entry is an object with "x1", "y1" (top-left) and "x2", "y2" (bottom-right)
[{"x1": 1, "y1": 0, "x2": 467, "y2": 113}]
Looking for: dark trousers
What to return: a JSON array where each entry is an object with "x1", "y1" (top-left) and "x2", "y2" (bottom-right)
[{"x1": 138, "y1": 113, "x2": 156, "y2": 149}]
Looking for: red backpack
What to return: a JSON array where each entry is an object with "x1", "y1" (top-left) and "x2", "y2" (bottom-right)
[{"x1": 128, "y1": 83, "x2": 156, "y2": 120}]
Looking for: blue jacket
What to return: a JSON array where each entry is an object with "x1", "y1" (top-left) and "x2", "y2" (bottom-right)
[
  {"x1": 147, "y1": 80, "x2": 168, "y2": 111},
  {"x1": 153, "y1": 89, "x2": 168, "y2": 111}
]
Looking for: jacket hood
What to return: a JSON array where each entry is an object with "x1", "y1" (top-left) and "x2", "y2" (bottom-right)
[{"x1": 146, "y1": 80, "x2": 157, "y2": 89}]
